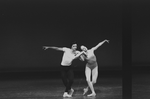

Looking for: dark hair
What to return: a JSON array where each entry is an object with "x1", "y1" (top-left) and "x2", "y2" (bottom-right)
[
  {"x1": 72, "y1": 43, "x2": 77, "y2": 47},
  {"x1": 70, "y1": 41, "x2": 77, "y2": 47}
]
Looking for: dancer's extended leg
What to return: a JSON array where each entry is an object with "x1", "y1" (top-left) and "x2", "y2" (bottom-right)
[
  {"x1": 87, "y1": 66, "x2": 98, "y2": 97},
  {"x1": 61, "y1": 67, "x2": 68, "y2": 92},
  {"x1": 61, "y1": 66, "x2": 71, "y2": 97},
  {"x1": 68, "y1": 67, "x2": 74, "y2": 96},
  {"x1": 92, "y1": 66, "x2": 98, "y2": 84},
  {"x1": 85, "y1": 66, "x2": 96, "y2": 97},
  {"x1": 84, "y1": 66, "x2": 98, "y2": 95}
]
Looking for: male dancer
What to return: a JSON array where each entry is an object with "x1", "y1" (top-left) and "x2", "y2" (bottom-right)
[{"x1": 43, "y1": 44, "x2": 84, "y2": 97}]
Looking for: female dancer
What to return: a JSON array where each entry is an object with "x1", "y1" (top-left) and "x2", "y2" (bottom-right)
[{"x1": 81, "y1": 40, "x2": 109, "y2": 97}]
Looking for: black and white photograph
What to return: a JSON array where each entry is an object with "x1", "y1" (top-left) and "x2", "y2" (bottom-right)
[{"x1": 1, "y1": 0, "x2": 122, "y2": 99}]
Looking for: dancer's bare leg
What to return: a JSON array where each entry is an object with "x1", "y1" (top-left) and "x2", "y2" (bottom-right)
[
  {"x1": 83, "y1": 66, "x2": 91, "y2": 95},
  {"x1": 92, "y1": 66, "x2": 98, "y2": 84},
  {"x1": 87, "y1": 66, "x2": 98, "y2": 97},
  {"x1": 85, "y1": 66, "x2": 96, "y2": 96}
]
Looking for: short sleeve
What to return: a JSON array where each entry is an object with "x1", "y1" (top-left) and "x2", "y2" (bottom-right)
[{"x1": 62, "y1": 47, "x2": 68, "y2": 52}]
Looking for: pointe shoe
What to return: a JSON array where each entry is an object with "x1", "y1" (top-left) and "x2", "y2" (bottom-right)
[
  {"x1": 83, "y1": 87, "x2": 88, "y2": 95},
  {"x1": 63, "y1": 92, "x2": 72, "y2": 98},
  {"x1": 87, "y1": 93, "x2": 96, "y2": 97},
  {"x1": 69, "y1": 88, "x2": 74, "y2": 96}
]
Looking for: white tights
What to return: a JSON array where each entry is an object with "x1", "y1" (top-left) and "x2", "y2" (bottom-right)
[{"x1": 85, "y1": 66, "x2": 98, "y2": 94}]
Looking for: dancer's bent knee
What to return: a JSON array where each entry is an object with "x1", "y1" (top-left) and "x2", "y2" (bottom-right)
[
  {"x1": 92, "y1": 80, "x2": 97, "y2": 84},
  {"x1": 86, "y1": 79, "x2": 91, "y2": 83}
]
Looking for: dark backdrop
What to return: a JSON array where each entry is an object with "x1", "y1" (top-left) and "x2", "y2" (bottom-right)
[
  {"x1": 1, "y1": 0, "x2": 122, "y2": 72},
  {"x1": 132, "y1": 0, "x2": 150, "y2": 71}
]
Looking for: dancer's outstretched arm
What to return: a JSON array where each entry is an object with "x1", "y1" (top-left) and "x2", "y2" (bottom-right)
[
  {"x1": 92, "y1": 39, "x2": 109, "y2": 50},
  {"x1": 43, "y1": 46, "x2": 63, "y2": 51}
]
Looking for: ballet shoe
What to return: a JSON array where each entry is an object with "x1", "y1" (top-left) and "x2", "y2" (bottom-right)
[
  {"x1": 68, "y1": 88, "x2": 74, "y2": 96},
  {"x1": 83, "y1": 87, "x2": 88, "y2": 95},
  {"x1": 87, "y1": 93, "x2": 96, "y2": 97},
  {"x1": 63, "y1": 92, "x2": 72, "y2": 98}
]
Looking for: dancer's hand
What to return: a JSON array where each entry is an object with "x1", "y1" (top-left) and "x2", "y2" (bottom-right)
[
  {"x1": 105, "y1": 40, "x2": 109, "y2": 43},
  {"x1": 43, "y1": 46, "x2": 48, "y2": 50}
]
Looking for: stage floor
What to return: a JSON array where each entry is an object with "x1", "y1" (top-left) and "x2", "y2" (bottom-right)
[
  {"x1": 132, "y1": 73, "x2": 150, "y2": 99},
  {"x1": 0, "y1": 75, "x2": 122, "y2": 99}
]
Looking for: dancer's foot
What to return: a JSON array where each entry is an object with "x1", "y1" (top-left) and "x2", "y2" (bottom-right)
[
  {"x1": 87, "y1": 93, "x2": 96, "y2": 97},
  {"x1": 63, "y1": 92, "x2": 72, "y2": 98},
  {"x1": 83, "y1": 87, "x2": 88, "y2": 95},
  {"x1": 68, "y1": 88, "x2": 74, "y2": 96}
]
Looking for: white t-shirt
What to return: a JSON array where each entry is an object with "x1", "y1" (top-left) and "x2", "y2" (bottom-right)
[{"x1": 61, "y1": 47, "x2": 79, "y2": 66}]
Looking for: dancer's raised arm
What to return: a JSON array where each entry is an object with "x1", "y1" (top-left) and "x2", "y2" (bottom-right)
[
  {"x1": 43, "y1": 46, "x2": 63, "y2": 51},
  {"x1": 92, "y1": 40, "x2": 109, "y2": 50}
]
